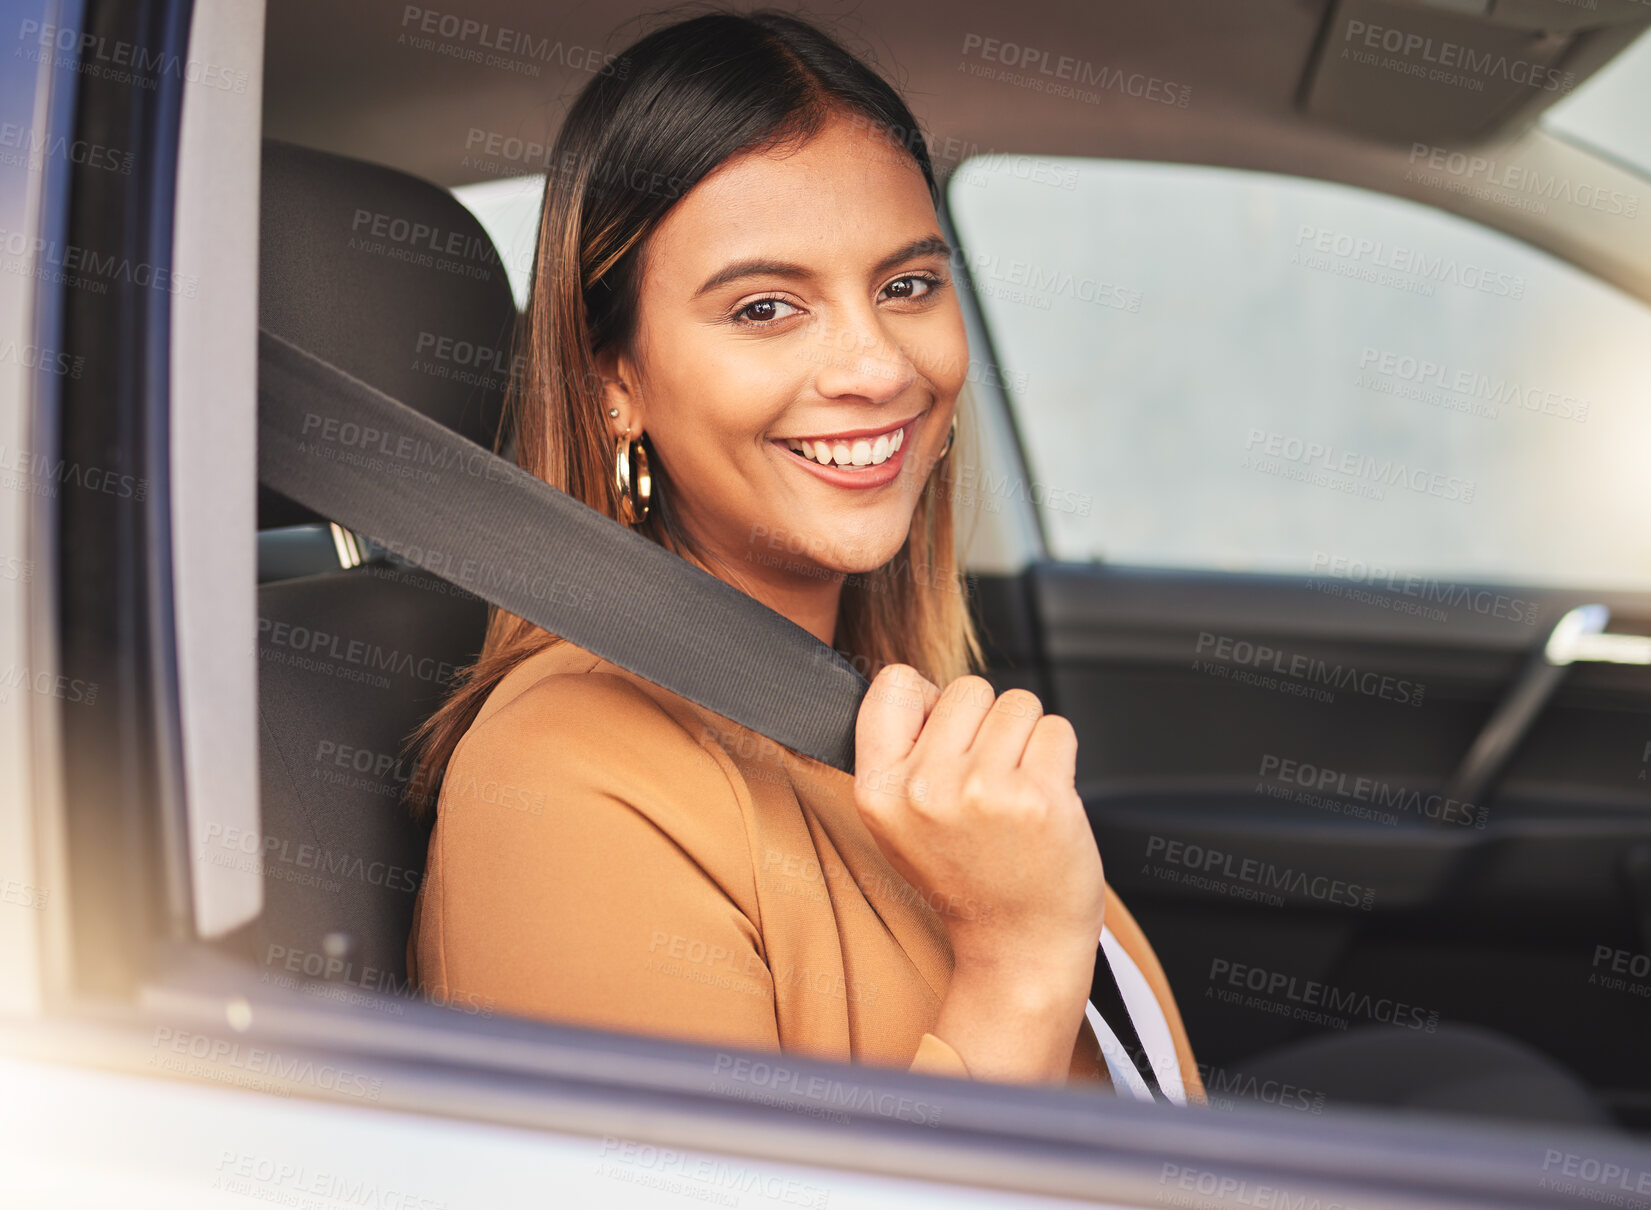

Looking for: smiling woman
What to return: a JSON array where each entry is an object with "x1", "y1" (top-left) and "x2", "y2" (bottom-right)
[{"x1": 403, "y1": 7, "x2": 1204, "y2": 1098}]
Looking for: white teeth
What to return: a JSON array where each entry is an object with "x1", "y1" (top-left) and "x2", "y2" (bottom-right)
[{"x1": 785, "y1": 426, "x2": 905, "y2": 468}]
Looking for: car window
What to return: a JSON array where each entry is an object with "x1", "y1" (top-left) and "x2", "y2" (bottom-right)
[
  {"x1": 453, "y1": 175, "x2": 544, "y2": 310},
  {"x1": 1543, "y1": 27, "x2": 1651, "y2": 178},
  {"x1": 947, "y1": 157, "x2": 1651, "y2": 590}
]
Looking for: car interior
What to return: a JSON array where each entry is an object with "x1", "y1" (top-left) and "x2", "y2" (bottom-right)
[{"x1": 233, "y1": 0, "x2": 1651, "y2": 1139}]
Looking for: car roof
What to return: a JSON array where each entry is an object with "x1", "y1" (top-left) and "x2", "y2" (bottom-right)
[{"x1": 263, "y1": 0, "x2": 1651, "y2": 302}]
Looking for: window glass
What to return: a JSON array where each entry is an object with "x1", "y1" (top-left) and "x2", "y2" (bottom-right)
[
  {"x1": 1543, "y1": 27, "x2": 1651, "y2": 178},
  {"x1": 948, "y1": 157, "x2": 1651, "y2": 589},
  {"x1": 452, "y1": 174, "x2": 545, "y2": 309}
]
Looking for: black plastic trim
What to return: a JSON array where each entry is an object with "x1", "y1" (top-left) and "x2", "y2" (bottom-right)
[{"x1": 53, "y1": 0, "x2": 195, "y2": 999}]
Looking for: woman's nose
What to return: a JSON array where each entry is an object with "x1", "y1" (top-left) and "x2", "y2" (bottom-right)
[{"x1": 806, "y1": 318, "x2": 917, "y2": 404}]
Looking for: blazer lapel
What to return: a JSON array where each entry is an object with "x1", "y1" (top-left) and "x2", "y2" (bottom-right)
[{"x1": 778, "y1": 748, "x2": 955, "y2": 1002}]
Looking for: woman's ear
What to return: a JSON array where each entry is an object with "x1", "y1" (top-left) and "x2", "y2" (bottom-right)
[{"x1": 594, "y1": 346, "x2": 646, "y2": 439}]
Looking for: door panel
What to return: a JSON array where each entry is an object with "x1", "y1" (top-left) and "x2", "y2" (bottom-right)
[{"x1": 975, "y1": 564, "x2": 1651, "y2": 1126}]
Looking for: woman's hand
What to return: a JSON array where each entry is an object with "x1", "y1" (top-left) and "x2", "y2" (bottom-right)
[{"x1": 852, "y1": 665, "x2": 1106, "y2": 1082}]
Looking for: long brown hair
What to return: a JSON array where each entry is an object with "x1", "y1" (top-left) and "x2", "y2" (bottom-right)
[{"x1": 406, "y1": 9, "x2": 983, "y2": 821}]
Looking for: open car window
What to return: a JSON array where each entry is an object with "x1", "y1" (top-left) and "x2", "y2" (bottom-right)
[
  {"x1": 7, "y1": 0, "x2": 1651, "y2": 1204},
  {"x1": 947, "y1": 156, "x2": 1651, "y2": 588}
]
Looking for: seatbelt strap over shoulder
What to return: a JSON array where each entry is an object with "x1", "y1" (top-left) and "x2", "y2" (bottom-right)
[{"x1": 256, "y1": 327, "x2": 869, "y2": 772}]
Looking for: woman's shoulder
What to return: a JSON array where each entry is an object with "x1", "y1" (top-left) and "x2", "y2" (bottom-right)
[
  {"x1": 443, "y1": 639, "x2": 752, "y2": 833},
  {"x1": 420, "y1": 641, "x2": 772, "y2": 1001}
]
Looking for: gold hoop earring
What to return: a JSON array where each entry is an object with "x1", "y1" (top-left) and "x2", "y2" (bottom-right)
[
  {"x1": 939, "y1": 414, "x2": 957, "y2": 459},
  {"x1": 614, "y1": 429, "x2": 652, "y2": 525}
]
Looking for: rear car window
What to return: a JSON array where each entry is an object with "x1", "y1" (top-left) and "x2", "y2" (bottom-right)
[{"x1": 948, "y1": 158, "x2": 1651, "y2": 590}]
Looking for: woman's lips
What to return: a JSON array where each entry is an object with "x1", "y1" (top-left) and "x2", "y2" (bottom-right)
[{"x1": 770, "y1": 417, "x2": 916, "y2": 489}]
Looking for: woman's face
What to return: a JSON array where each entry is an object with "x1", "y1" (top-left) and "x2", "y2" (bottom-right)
[{"x1": 602, "y1": 109, "x2": 969, "y2": 604}]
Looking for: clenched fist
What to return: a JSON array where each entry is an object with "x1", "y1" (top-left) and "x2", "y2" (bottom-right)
[{"x1": 852, "y1": 664, "x2": 1106, "y2": 1080}]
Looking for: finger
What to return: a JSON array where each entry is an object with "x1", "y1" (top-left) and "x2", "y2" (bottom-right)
[
  {"x1": 1020, "y1": 712, "x2": 1079, "y2": 796},
  {"x1": 910, "y1": 674, "x2": 999, "y2": 762},
  {"x1": 855, "y1": 664, "x2": 934, "y2": 792},
  {"x1": 969, "y1": 688, "x2": 1044, "y2": 769}
]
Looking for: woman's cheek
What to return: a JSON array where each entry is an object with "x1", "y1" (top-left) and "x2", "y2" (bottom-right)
[{"x1": 909, "y1": 307, "x2": 971, "y2": 399}]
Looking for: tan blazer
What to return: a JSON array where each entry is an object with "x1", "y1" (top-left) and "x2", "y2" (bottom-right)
[{"x1": 408, "y1": 638, "x2": 1205, "y2": 1100}]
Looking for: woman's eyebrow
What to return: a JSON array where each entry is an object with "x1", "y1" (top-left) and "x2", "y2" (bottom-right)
[{"x1": 692, "y1": 234, "x2": 954, "y2": 299}]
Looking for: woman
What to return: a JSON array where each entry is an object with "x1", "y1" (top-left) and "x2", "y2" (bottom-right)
[{"x1": 406, "y1": 8, "x2": 1203, "y2": 1100}]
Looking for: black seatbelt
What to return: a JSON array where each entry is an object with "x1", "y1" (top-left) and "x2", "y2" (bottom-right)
[{"x1": 257, "y1": 327, "x2": 869, "y2": 773}]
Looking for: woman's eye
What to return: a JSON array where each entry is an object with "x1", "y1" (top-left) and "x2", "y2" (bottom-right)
[
  {"x1": 882, "y1": 274, "x2": 940, "y2": 302},
  {"x1": 734, "y1": 297, "x2": 800, "y2": 325}
]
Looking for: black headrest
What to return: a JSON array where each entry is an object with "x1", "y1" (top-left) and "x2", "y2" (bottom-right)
[{"x1": 258, "y1": 140, "x2": 519, "y2": 529}]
